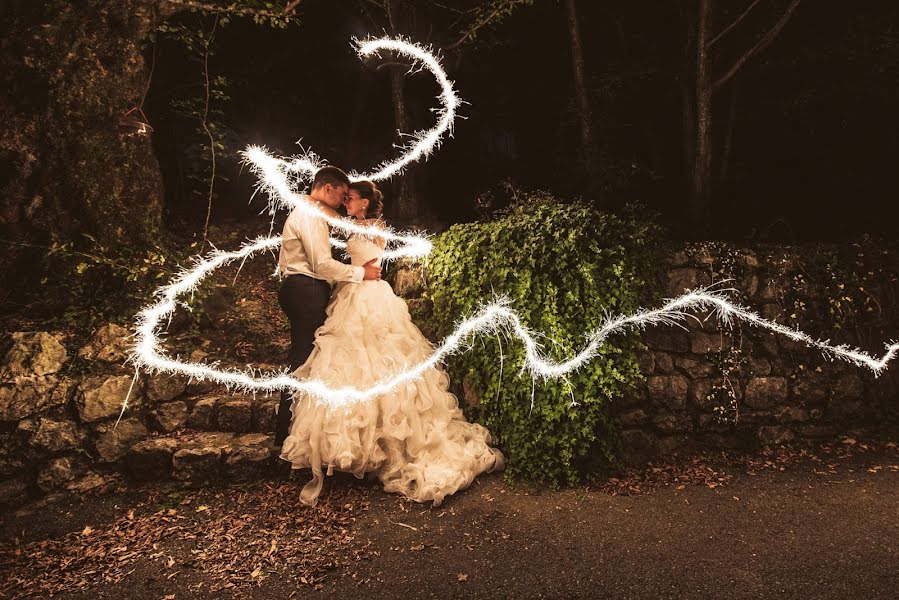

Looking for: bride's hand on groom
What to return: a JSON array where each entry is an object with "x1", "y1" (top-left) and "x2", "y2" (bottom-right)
[{"x1": 363, "y1": 257, "x2": 381, "y2": 280}]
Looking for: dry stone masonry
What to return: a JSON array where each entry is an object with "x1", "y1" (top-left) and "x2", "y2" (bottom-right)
[
  {"x1": 0, "y1": 325, "x2": 279, "y2": 509},
  {"x1": 395, "y1": 244, "x2": 898, "y2": 463},
  {"x1": 1, "y1": 245, "x2": 896, "y2": 508},
  {"x1": 612, "y1": 246, "x2": 898, "y2": 462}
]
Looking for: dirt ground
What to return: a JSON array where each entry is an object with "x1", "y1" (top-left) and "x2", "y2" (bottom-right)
[{"x1": 1, "y1": 440, "x2": 897, "y2": 599}]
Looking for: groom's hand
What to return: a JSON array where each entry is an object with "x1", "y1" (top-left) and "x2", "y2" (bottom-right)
[{"x1": 363, "y1": 258, "x2": 381, "y2": 280}]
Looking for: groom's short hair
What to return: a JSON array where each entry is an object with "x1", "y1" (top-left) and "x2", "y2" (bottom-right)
[{"x1": 311, "y1": 166, "x2": 350, "y2": 190}]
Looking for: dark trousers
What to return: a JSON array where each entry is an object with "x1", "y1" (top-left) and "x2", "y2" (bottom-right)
[{"x1": 274, "y1": 274, "x2": 332, "y2": 446}]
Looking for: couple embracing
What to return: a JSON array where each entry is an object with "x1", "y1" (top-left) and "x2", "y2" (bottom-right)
[{"x1": 274, "y1": 166, "x2": 504, "y2": 507}]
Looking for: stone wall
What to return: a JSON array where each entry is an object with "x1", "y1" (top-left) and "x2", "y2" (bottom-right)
[
  {"x1": 0, "y1": 325, "x2": 280, "y2": 509},
  {"x1": 1, "y1": 244, "x2": 897, "y2": 509},
  {"x1": 615, "y1": 244, "x2": 899, "y2": 462},
  {"x1": 394, "y1": 242, "x2": 899, "y2": 462}
]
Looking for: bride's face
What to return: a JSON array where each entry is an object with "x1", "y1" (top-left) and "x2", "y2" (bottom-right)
[{"x1": 344, "y1": 189, "x2": 369, "y2": 219}]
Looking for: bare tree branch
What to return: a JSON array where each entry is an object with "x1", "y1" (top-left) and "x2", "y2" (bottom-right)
[
  {"x1": 432, "y1": 2, "x2": 469, "y2": 15},
  {"x1": 200, "y1": 15, "x2": 220, "y2": 250},
  {"x1": 385, "y1": 0, "x2": 398, "y2": 33},
  {"x1": 166, "y1": 0, "x2": 300, "y2": 20},
  {"x1": 707, "y1": 0, "x2": 762, "y2": 49},
  {"x1": 446, "y1": 0, "x2": 529, "y2": 50},
  {"x1": 375, "y1": 60, "x2": 415, "y2": 71},
  {"x1": 712, "y1": 0, "x2": 801, "y2": 92},
  {"x1": 284, "y1": 0, "x2": 303, "y2": 14}
]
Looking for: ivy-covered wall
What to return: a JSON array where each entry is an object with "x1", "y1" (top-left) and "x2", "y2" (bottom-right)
[
  {"x1": 1, "y1": 235, "x2": 896, "y2": 509},
  {"x1": 406, "y1": 198, "x2": 665, "y2": 486},
  {"x1": 396, "y1": 237, "x2": 899, "y2": 467}
]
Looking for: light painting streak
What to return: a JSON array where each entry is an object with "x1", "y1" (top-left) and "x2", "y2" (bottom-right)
[
  {"x1": 240, "y1": 36, "x2": 458, "y2": 261},
  {"x1": 253, "y1": 37, "x2": 459, "y2": 192},
  {"x1": 130, "y1": 36, "x2": 898, "y2": 416},
  {"x1": 132, "y1": 230, "x2": 899, "y2": 410},
  {"x1": 241, "y1": 145, "x2": 432, "y2": 261}
]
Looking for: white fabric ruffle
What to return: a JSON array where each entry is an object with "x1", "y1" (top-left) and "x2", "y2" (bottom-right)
[{"x1": 280, "y1": 236, "x2": 504, "y2": 507}]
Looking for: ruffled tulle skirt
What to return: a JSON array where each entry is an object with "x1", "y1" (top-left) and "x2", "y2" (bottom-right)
[{"x1": 280, "y1": 280, "x2": 504, "y2": 507}]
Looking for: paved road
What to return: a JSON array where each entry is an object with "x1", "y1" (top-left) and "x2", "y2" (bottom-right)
[
  {"x1": 3, "y1": 448, "x2": 897, "y2": 599},
  {"x1": 309, "y1": 455, "x2": 898, "y2": 599}
]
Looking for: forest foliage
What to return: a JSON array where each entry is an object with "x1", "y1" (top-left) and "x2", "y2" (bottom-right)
[{"x1": 416, "y1": 189, "x2": 665, "y2": 484}]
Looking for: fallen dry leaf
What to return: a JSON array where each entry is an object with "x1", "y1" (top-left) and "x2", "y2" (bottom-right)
[{"x1": 0, "y1": 482, "x2": 371, "y2": 598}]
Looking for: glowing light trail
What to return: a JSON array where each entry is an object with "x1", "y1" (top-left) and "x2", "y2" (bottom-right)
[
  {"x1": 132, "y1": 230, "x2": 899, "y2": 410},
  {"x1": 241, "y1": 146, "x2": 432, "y2": 261},
  {"x1": 241, "y1": 36, "x2": 459, "y2": 261},
  {"x1": 257, "y1": 37, "x2": 460, "y2": 190},
  {"x1": 130, "y1": 36, "x2": 897, "y2": 416}
]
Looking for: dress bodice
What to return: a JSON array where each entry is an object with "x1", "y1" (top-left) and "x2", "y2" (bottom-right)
[{"x1": 347, "y1": 235, "x2": 384, "y2": 268}]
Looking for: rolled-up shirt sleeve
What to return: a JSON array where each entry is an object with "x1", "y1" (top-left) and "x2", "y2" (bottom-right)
[{"x1": 294, "y1": 212, "x2": 364, "y2": 283}]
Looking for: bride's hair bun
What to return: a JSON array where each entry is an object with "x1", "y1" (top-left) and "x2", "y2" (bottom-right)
[{"x1": 348, "y1": 180, "x2": 384, "y2": 219}]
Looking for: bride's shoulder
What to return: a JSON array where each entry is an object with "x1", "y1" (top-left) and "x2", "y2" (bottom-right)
[
  {"x1": 355, "y1": 219, "x2": 387, "y2": 249},
  {"x1": 357, "y1": 218, "x2": 387, "y2": 230}
]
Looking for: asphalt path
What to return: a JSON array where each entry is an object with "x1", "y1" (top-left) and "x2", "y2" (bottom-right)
[{"x1": 2, "y1": 447, "x2": 896, "y2": 599}]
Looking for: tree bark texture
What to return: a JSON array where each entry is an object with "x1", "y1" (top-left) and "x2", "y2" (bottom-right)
[
  {"x1": 685, "y1": 0, "x2": 801, "y2": 234},
  {"x1": 680, "y1": 3, "x2": 697, "y2": 209},
  {"x1": 564, "y1": 0, "x2": 598, "y2": 200},
  {"x1": 385, "y1": 0, "x2": 417, "y2": 224},
  {"x1": 0, "y1": 0, "x2": 167, "y2": 285},
  {"x1": 691, "y1": 0, "x2": 713, "y2": 233}
]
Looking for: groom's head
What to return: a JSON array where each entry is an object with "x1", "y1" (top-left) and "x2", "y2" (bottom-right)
[{"x1": 310, "y1": 166, "x2": 351, "y2": 209}]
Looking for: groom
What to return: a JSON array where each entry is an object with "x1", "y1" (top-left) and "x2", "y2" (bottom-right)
[{"x1": 274, "y1": 166, "x2": 381, "y2": 447}]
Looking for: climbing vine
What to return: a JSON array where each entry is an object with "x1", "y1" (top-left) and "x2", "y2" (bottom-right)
[{"x1": 415, "y1": 191, "x2": 665, "y2": 485}]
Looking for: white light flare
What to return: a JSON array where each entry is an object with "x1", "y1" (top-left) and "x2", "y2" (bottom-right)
[
  {"x1": 255, "y1": 37, "x2": 459, "y2": 191},
  {"x1": 240, "y1": 36, "x2": 457, "y2": 262},
  {"x1": 349, "y1": 36, "x2": 460, "y2": 182},
  {"x1": 241, "y1": 145, "x2": 433, "y2": 261},
  {"x1": 130, "y1": 35, "x2": 898, "y2": 417},
  {"x1": 132, "y1": 236, "x2": 899, "y2": 411}
]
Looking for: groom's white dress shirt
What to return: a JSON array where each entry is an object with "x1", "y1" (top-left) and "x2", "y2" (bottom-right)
[{"x1": 278, "y1": 197, "x2": 364, "y2": 284}]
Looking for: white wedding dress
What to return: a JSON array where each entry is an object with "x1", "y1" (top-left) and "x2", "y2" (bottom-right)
[{"x1": 280, "y1": 234, "x2": 504, "y2": 507}]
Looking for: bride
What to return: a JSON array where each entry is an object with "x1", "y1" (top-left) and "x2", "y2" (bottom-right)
[{"x1": 280, "y1": 180, "x2": 504, "y2": 507}]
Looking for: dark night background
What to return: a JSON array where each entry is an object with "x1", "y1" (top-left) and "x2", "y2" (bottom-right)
[
  {"x1": 3, "y1": 0, "x2": 899, "y2": 316},
  {"x1": 145, "y1": 0, "x2": 899, "y2": 241}
]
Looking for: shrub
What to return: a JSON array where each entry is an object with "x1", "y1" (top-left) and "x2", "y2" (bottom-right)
[{"x1": 418, "y1": 192, "x2": 664, "y2": 485}]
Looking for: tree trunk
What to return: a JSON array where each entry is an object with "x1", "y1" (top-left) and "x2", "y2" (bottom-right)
[
  {"x1": 684, "y1": 0, "x2": 800, "y2": 235},
  {"x1": 0, "y1": 0, "x2": 166, "y2": 292},
  {"x1": 691, "y1": 0, "x2": 713, "y2": 234},
  {"x1": 385, "y1": 0, "x2": 417, "y2": 224},
  {"x1": 720, "y1": 78, "x2": 738, "y2": 181},
  {"x1": 564, "y1": 0, "x2": 599, "y2": 200},
  {"x1": 680, "y1": 4, "x2": 696, "y2": 215}
]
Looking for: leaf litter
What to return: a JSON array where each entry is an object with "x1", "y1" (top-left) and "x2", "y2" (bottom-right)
[
  {"x1": 595, "y1": 438, "x2": 898, "y2": 496},
  {"x1": 0, "y1": 481, "x2": 372, "y2": 597}
]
